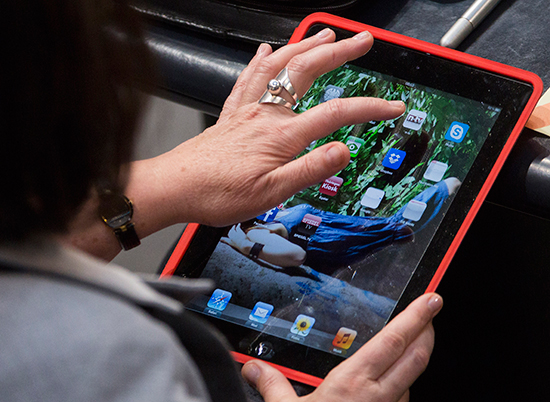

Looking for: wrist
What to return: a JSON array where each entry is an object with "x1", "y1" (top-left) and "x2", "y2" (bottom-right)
[{"x1": 99, "y1": 190, "x2": 141, "y2": 251}]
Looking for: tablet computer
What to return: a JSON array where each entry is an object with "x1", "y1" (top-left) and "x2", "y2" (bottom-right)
[{"x1": 160, "y1": 13, "x2": 542, "y2": 386}]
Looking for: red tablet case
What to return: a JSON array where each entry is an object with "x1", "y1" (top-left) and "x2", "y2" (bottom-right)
[{"x1": 160, "y1": 12, "x2": 543, "y2": 387}]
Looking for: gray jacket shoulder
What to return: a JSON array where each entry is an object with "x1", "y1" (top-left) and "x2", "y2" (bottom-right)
[{"x1": 0, "y1": 273, "x2": 210, "y2": 402}]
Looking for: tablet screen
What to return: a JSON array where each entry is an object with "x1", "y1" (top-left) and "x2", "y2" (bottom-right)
[
  {"x1": 185, "y1": 63, "x2": 499, "y2": 354},
  {"x1": 171, "y1": 22, "x2": 535, "y2": 380}
]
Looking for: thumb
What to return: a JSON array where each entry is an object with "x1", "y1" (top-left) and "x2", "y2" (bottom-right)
[
  {"x1": 270, "y1": 142, "x2": 350, "y2": 198},
  {"x1": 241, "y1": 360, "x2": 299, "y2": 402}
]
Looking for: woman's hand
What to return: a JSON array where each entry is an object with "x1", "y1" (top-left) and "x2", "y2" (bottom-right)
[
  {"x1": 66, "y1": 29, "x2": 405, "y2": 259},
  {"x1": 127, "y1": 29, "x2": 406, "y2": 230},
  {"x1": 241, "y1": 293, "x2": 442, "y2": 402}
]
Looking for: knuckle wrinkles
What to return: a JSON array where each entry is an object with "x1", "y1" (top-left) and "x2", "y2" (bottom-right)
[
  {"x1": 255, "y1": 59, "x2": 276, "y2": 75},
  {"x1": 383, "y1": 330, "x2": 408, "y2": 353},
  {"x1": 325, "y1": 99, "x2": 347, "y2": 121},
  {"x1": 286, "y1": 55, "x2": 310, "y2": 74},
  {"x1": 232, "y1": 79, "x2": 247, "y2": 93},
  {"x1": 240, "y1": 104, "x2": 263, "y2": 121},
  {"x1": 301, "y1": 153, "x2": 318, "y2": 183},
  {"x1": 411, "y1": 347, "x2": 431, "y2": 370}
]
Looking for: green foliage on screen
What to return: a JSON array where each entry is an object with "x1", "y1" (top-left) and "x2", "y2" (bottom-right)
[{"x1": 286, "y1": 65, "x2": 499, "y2": 217}]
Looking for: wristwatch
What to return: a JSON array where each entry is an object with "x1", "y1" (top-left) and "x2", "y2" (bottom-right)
[{"x1": 99, "y1": 190, "x2": 141, "y2": 251}]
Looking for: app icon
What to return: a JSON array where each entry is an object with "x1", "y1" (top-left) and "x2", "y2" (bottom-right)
[
  {"x1": 319, "y1": 176, "x2": 344, "y2": 196},
  {"x1": 403, "y1": 110, "x2": 427, "y2": 131},
  {"x1": 345, "y1": 136, "x2": 366, "y2": 158},
  {"x1": 321, "y1": 85, "x2": 344, "y2": 103},
  {"x1": 361, "y1": 187, "x2": 385, "y2": 209},
  {"x1": 423, "y1": 160, "x2": 448, "y2": 182},
  {"x1": 403, "y1": 200, "x2": 427, "y2": 222},
  {"x1": 445, "y1": 122, "x2": 470, "y2": 143},
  {"x1": 257, "y1": 207, "x2": 280, "y2": 222},
  {"x1": 249, "y1": 302, "x2": 274, "y2": 324},
  {"x1": 332, "y1": 327, "x2": 358, "y2": 350},
  {"x1": 290, "y1": 314, "x2": 316, "y2": 337},
  {"x1": 300, "y1": 214, "x2": 322, "y2": 234},
  {"x1": 382, "y1": 148, "x2": 406, "y2": 170},
  {"x1": 292, "y1": 214, "x2": 322, "y2": 246},
  {"x1": 207, "y1": 289, "x2": 232, "y2": 311}
]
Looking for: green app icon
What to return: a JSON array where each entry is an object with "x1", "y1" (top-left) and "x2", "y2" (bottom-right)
[{"x1": 345, "y1": 136, "x2": 365, "y2": 158}]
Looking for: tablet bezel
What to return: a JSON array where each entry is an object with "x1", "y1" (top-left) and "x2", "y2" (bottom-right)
[{"x1": 160, "y1": 13, "x2": 542, "y2": 386}]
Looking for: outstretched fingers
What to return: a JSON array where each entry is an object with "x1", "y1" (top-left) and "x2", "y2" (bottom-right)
[
  {"x1": 238, "y1": 29, "x2": 338, "y2": 105},
  {"x1": 240, "y1": 30, "x2": 375, "y2": 105}
]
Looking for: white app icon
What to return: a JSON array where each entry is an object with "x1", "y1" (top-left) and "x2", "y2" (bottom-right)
[
  {"x1": 403, "y1": 110, "x2": 427, "y2": 131},
  {"x1": 403, "y1": 200, "x2": 427, "y2": 221},
  {"x1": 423, "y1": 160, "x2": 448, "y2": 182},
  {"x1": 361, "y1": 188, "x2": 385, "y2": 209}
]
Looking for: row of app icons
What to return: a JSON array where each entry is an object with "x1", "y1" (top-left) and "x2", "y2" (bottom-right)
[
  {"x1": 320, "y1": 82, "x2": 469, "y2": 141},
  {"x1": 207, "y1": 289, "x2": 357, "y2": 350},
  {"x1": 309, "y1": 118, "x2": 469, "y2": 164},
  {"x1": 403, "y1": 109, "x2": 470, "y2": 141},
  {"x1": 313, "y1": 120, "x2": 468, "y2": 198}
]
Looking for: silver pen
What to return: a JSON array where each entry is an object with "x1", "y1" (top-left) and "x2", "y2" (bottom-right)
[{"x1": 440, "y1": 0, "x2": 502, "y2": 48}]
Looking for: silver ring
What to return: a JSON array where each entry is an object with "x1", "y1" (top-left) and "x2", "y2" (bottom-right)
[
  {"x1": 273, "y1": 68, "x2": 298, "y2": 103},
  {"x1": 258, "y1": 68, "x2": 299, "y2": 109},
  {"x1": 258, "y1": 91, "x2": 295, "y2": 109}
]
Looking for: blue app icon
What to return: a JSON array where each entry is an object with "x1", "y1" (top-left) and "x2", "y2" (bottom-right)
[
  {"x1": 445, "y1": 122, "x2": 470, "y2": 143},
  {"x1": 382, "y1": 148, "x2": 406, "y2": 170},
  {"x1": 207, "y1": 289, "x2": 232, "y2": 311},
  {"x1": 256, "y1": 207, "x2": 279, "y2": 222},
  {"x1": 249, "y1": 302, "x2": 274, "y2": 324}
]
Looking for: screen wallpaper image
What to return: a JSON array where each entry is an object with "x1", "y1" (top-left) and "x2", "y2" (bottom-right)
[{"x1": 187, "y1": 64, "x2": 501, "y2": 358}]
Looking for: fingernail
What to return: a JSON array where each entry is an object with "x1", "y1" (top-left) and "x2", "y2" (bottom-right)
[
  {"x1": 427, "y1": 294, "x2": 443, "y2": 314},
  {"x1": 326, "y1": 144, "x2": 349, "y2": 167},
  {"x1": 242, "y1": 362, "x2": 261, "y2": 386},
  {"x1": 316, "y1": 28, "x2": 333, "y2": 38},
  {"x1": 353, "y1": 30, "x2": 372, "y2": 40},
  {"x1": 388, "y1": 100, "x2": 406, "y2": 117},
  {"x1": 388, "y1": 100, "x2": 405, "y2": 108},
  {"x1": 256, "y1": 43, "x2": 270, "y2": 57}
]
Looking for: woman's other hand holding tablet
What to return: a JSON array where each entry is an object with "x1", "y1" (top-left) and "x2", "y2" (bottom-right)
[{"x1": 242, "y1": 293, "x2": 443, "y2": 402}]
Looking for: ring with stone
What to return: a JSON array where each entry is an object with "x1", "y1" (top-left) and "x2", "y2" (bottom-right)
[
  {"x1": 259, "y1": 68, "x2": 299, "y2": 109},
  {"x1": 273, "y1": 68, "x2": 298, "y2": 103}
]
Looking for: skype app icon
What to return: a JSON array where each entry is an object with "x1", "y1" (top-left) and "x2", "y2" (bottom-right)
[{"x1": 445, "y1": 122, "x2": 470, "y2": 143}]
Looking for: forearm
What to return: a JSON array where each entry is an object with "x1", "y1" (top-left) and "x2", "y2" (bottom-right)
[
  {"x1": 62, "y1": 156, "x2": 191, "y2": 261},
  {"x1": 61, "y1": 30, "x2": 407, "y2": 261}
]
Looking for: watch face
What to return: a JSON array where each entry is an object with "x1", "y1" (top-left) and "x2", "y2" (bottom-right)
[{"x1": 99, "y1": 192, "x2": 133, "y2": 229}]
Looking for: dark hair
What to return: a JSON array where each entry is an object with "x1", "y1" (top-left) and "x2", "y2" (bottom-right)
[{"x1": 1, "y1": 0, "x2": 155, "y2": 241}]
